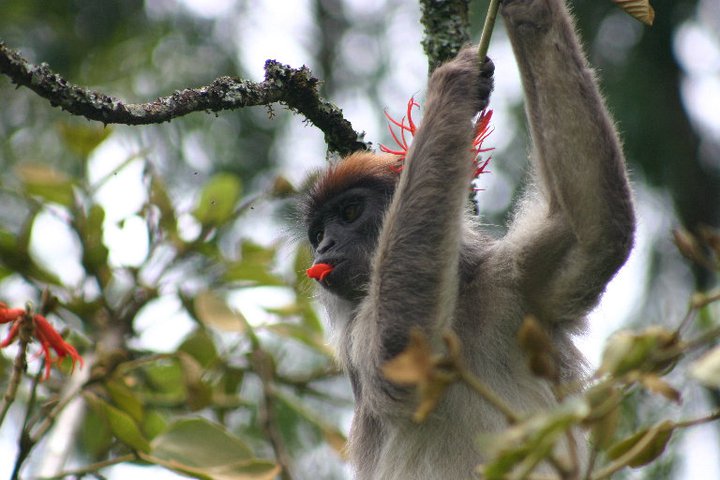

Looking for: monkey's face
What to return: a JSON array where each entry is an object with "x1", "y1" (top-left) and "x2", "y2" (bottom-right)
[{"x1": 306, "y1": 184, "x2": 391, "y2": 301}]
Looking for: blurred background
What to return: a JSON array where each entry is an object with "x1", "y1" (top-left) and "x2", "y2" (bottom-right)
[{"x1": 0, "y1": 0, "x2": 718, "y2": 479}]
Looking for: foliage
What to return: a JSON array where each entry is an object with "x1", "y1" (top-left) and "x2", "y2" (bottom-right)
[{"x1": 0, "y1": 142, "x2": 347, "y2": 478}]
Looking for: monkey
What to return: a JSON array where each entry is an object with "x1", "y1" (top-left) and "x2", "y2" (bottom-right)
[{"x1": 299, "y1": 0, "x2": 635, "y2": 478}]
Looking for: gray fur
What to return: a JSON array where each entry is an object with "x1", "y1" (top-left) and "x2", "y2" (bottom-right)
[{"x1": 304, "y1": 1, "x2": 635, "y2": 478}]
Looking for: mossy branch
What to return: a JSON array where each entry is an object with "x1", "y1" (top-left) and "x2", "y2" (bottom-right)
[{"x1": 0, "y1": 42, "x2": 368, "y2": 156}]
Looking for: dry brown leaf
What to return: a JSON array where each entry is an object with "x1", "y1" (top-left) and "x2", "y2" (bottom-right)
[
  {"x1": 613, "y1": 0, "x2": 655, "y2": 26},
  {"x1": 382, "y1": 328, "x2": 459, "y2": 422},
  {"x1": 640, "y1": 374, "x2": 682, "y2": 404},
  {"x1": 382, "y1": 328, "x2": 434, "y2": 385}
]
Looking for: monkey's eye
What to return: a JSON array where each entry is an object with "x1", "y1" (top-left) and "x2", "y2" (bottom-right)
[
  {"x1": 314, "y1": 230, "x2": 324, "y2": 246},
  {"x1": 340, "y1": 202, "x2": 363, "y2": 223}
]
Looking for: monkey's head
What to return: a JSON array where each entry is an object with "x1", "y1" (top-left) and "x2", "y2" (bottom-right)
[{"x1": 300, "y1": 152, "x2": 399, "y2": 301}]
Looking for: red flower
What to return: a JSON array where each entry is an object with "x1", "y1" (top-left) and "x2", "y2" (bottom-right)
[
  {"x1": 379, "y1": 97, "x2": 420, "y2": 167},
  {"x1": 306, "y1": 263, "x2": 334, "y2": 282},
  {"x1": 379, "y1": 98, "x2": 494, "y2": 185},
  {"x1": 0, "y1": 302, "x2": 84, "y2": 379},
  {"x1": 472, "y1": 109, "x2": 495, "y2": 186}
]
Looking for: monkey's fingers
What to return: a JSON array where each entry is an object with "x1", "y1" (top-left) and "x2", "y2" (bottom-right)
[
  {"x1": 479, "y1": 56, "x2": 495, "y2": 111},
  {"x1": 480, "y1": 56, "x2": 495, "y2": 78}
]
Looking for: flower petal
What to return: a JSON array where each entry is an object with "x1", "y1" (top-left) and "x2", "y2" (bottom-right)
[
  {"x1": 33, "y1": 315, "x2": 84, "y2": 375},
  {"x1": 0, "y1": 303, "x2": 25, "y2": 324},
  {"x1": 306, "y1": 263, "x2": 334, "y2": 282}
]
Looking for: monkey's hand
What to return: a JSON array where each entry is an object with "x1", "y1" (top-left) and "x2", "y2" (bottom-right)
[
  {"x1": 429, "y1": 47, "x2": 494, "y2": 114},
  {"x1": 478, "y1": 56, "x2": 495, "y2": 111}
]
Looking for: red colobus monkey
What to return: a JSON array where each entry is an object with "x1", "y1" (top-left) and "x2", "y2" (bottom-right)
[{"x1": 300, "y1": 0, "x2": 635, "y2": 478}]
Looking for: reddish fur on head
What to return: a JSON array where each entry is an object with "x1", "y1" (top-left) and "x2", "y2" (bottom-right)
[{"x1": 300, "y1": 152, "x2": 400, "y2": 223}]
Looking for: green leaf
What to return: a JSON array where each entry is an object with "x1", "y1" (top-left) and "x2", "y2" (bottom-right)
[
  {"x1": 194, "y1": 291, "x2": 246, "y2": 332},
  {"x1": 15, "y1": 164, "x2": 75, "y2": 207},
  {"x1": 223, "y1": 242, "x2": 283, "y2": 286},
  {"x1": 599, "y1": 327, "x2": 678, "y2": 377},
  {"x1": 180, "y1": 328, "x2": 220, "y2": 368},
  {"x1": 193, "y1": 173, "x2": 242, "y2": 226},
  {"x1": 585, "y1": 384, "x2": 622, "y2": 451},
  {"x1": 78, "y1": 204, "x2": 110, "y2": 276},
  {"x1": 292, "y1": 245, "x2": 323, "y2": 332},
  {"x1": 177, "y1": 352, "x2": 213, "y2": 410},
  {"x1": 57, "y1": 122, "x2": 112, "y2": 157},
  {"x1": 293, "y1": 244, "x2": 313, "y2": 288},
  {"x1": 144, "y1": 360, "x2": 185, "y2": 398},
  {"x1": 150, "y1": 174, "x2": 178, "y2": 239},
  {"x1": 151, "y1": 418, "x2": 252, "y2": 462},
  {"x1": 80, "y1": 406, "x2": 113, "y2": 459},
  {"x1": 265, "y1": 322, "x2": 333, "y2": 357},
  {"x1": 607, "y1": 421, "x2": 674, "y2": 468},
  {"x1": 479, "y1": 398, "x2": 590, "y2": 479},
  {"x1": 690, "y1": 346, "x2": 720, "y2": 388},
  {"x1": 242, "y1": 241, "x2": 274, "y2": 261},
  {"x1": 223, "y1": 263, "x2": 285, "y2": 286},
  {"x1": 219, "y1": 366, "x2": 245, "y2": 395},
  {"x1": 274, "y1": 390, "x2": 347, "y2": 458},
  {"x1": 87, "y1": 394, "x2": 151, "y2": 453},
  {"x1": 106, "y1": 378, "x2": 144, "y2": 423},
  {"x1": 0, "y1": 226, "x2": 62, "y2": 285},
  {"x1": 142, "y1": 410, "x2": 168, "y2": 441}
]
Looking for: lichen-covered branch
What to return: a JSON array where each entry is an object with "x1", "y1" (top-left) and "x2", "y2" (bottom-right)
[
  {"x1": 0, "y1": 42, "x2": 368, "y2": 156},
  {"x1": 419, "y1": 0, "x2": 471, "y2": 73}
]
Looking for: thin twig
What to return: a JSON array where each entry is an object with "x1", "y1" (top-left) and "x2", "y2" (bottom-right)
[
  {"x1": 583, "y1": 448, "x2": 599, "y2": 480},
  {"x1": 459, "y1": 370, "x2": 519, "y2": 424},
  {"x1": 683, "y1": 325, "x2": 720, "y2": 352},
  {"x1": 253, "y1": 349, "x2": 294, "y2": 480},
  {"x1": 38, "y1": 453, "x2": 136, "y2": 480},
  {"x1": 30, "y1": 382, "x2": 86, "y2": 442},
  {"x1": 477, "y1": 0, "x2": 501, "y2": 61},
  {"x1": 0, "y1": 312, "x2": 33, "y2": 426},
  {"x1": 674, "y1": 409, "x2": 720, "y2": 429},
  {"x1": 10, "y1": 381, "x2": 87, "y2": 480}
]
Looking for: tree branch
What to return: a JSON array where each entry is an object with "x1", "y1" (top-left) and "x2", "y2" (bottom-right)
[
  {"x1": 0, "y1": 42, "x2": 368, "y2": 156},
  {"x1": 419, "y1": 0, "x2": 471, "y2": 73}
]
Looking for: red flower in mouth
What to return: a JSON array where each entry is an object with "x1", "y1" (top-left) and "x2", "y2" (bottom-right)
[
  {"x1": 379, "y1": 98, "x2": 494, "y2": 185},
  {"x1": 306, "y1": 263, "x2": 334, "y2": 282},
  {"x1": 0, "y1": 302, "x2": 84, "y2": 379}
]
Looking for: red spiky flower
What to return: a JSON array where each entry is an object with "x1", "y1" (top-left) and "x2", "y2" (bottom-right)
[
  {"x1": 0, "y1": 302, "x2": 84, "y2": 379},
  {"x1": 379, "y1": 98, "x2": 495, "y2": 186},
  {"x1": 471, "y1": 109, "x2": 495, "y2": 189},
  {"x1": 379, "y1": 97, "x2": 420, "y2": 171},
  {"x1": 306, "y1": 263, "x2": 334, "y2": 282}
]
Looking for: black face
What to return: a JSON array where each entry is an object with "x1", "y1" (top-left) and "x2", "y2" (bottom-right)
[{"x1": 307, "y1": 185, "x2": 391, "y2": 301}]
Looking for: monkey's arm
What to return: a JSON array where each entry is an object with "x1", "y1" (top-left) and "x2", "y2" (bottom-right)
[
  {"x1": 501, "y1": 0, "x2": 635, "y2": 323},
  {"x1": 356, "y1": 49, "x2": 492, "y2": 362}
]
